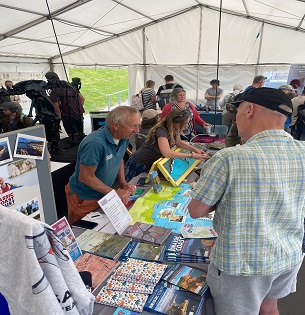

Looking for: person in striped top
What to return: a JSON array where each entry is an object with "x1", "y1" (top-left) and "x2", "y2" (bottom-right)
[
  {"x1": 141, "y1": 80, "x2": 158, "y2": 110},
  {"x1": 188, "y1": 87, "x2": 305, "y2": 315}
]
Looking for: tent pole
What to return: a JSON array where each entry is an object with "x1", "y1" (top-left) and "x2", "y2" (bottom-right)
[
  {"x1": 196, "y1": 6, "x2": 203, "y2": 105},
  {"x1": 255, "y1": 21, "x2": 265, "y2": 76},
  {"x1": 214, "y1": 0, "x2": 223, "y2": 128},
  {"x1": 143, "y1": 28, "x2": 147, "y2": 85}
]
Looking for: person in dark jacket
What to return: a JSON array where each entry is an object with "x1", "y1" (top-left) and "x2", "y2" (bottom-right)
[{"x1": 0, "y1": 102, "x2": 32, "y2": 133}]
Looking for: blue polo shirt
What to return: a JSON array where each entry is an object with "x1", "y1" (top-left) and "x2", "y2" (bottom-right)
[{"x1": 69, "y1": 126, "x2": 129, "y2": 200}]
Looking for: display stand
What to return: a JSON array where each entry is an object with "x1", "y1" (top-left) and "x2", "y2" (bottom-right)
[
  {"x1": 146, "y1": 148, "x2": 200, "y2": 186},
  {"x1": 0, "y1": 125, "x2": 57, "y2": 224}
]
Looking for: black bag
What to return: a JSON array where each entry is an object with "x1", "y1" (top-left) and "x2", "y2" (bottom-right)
[
  {"x1": 292, "y1": 103, "x2": 305, "y2": 140},
  {"x1": 228, "y1": 91, "x2": 246, "y2": 115},
  {"x1": 158, "y1": 84, "x2": 178, "y2": 109},
  {"x1": 225, "y1": 93, "x2": 236, "y2": 112}
]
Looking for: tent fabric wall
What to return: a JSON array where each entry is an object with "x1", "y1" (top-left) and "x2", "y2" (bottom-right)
[
  {"x1": 129, "y1": 64, "x2": 291, "y2": 105},
  {"x1": 0, "y1": 0, "x2": 304, "y2": 97}
]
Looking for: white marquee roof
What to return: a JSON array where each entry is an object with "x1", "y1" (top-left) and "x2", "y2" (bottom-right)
[{"x1": 1, "y1": 0, "x2": 305, "y2": 67}]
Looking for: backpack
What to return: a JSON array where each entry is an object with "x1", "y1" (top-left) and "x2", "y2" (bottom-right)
[
  {"x1": 293, "y1": 103, "x2": 305, "y2": 139},
  {"x1": 225, "y1": 92, "x2": 236, "y2": 112},
  {"x1": 130, "y1": 92, "x2": 144, "y2": 110},
  {"x1": 297, "y1": 103, "x2": 305, "y2": 121},
  {"x1": 228, "y1": 90, "x2": 247, "y2": 115},
  {"x1": 158, "y1": 84, "x2": 178, "y2": 109}
]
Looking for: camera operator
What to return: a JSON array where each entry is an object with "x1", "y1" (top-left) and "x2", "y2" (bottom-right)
[
  {"x1": 45, "y1": 71, "x2": 85, "y2": 140},
  {"x1": 4, "y1": 80, "x2": 23, "y2": 114}
]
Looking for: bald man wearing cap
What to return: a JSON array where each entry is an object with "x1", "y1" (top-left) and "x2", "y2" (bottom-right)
[{"x1": 188, "y1": 87, "x2": 305, "y2": 315}]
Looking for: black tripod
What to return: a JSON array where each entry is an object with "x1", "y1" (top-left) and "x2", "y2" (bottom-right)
[{"x1": 28, "y1": 94, "x2": 61, "y2": 153}]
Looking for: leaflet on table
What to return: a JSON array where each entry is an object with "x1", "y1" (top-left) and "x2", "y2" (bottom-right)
[
  {"x1": 51, "y1": 216, "x2": 82, "y2": 261},
  {"x1": 180, "y1": 224, "x2": 218, "y2": 238},
  {"x1": 128, "y1": 182, "x2": 213, "y2": 234},
  {"x1": 98, "y1": 189, "x2": 133, "y2": 235}
]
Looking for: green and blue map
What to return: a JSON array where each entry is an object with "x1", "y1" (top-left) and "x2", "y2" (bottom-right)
[{"x1": 129, "y1": 181, "x2": 212, "y2": 234}]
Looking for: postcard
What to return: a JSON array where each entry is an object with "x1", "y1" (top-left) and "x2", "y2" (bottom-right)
[
  {"x1": 0, "y1": 137, "x2": 13, "y2": 165},
  {"x1": 14, "y1": 133, "x2": 46, "y2": 160}
]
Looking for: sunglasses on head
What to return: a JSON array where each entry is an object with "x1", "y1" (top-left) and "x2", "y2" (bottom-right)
[{"x1": 173, "y1": 111, "x2": 187, "y2": 123}]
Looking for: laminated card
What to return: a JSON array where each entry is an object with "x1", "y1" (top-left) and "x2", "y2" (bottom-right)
[{"x1": 98, "y1": 189, "x2": 133, "y2": 235}]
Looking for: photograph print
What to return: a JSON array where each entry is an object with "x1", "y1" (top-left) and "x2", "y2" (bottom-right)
[
  {"x1": 0, "y1": 137, "x2": 13, "y2": 165},
  {"x1": 14, "y1": 133, "x2": 46, "y2": 160},
  {"x1": 0, "y1": 158, "x2": 44, "y2": 221},
  {"x1": 15, "y1": 197, "x2": 40, "y2": 219}
]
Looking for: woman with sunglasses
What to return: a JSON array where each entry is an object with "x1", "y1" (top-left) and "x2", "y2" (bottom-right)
[
  {"x1": 125, "y1": 109, "x2": 208, "y2": 182},
  {"x1": 161, "y1": 88, "x2": 211, "y2": 141}
]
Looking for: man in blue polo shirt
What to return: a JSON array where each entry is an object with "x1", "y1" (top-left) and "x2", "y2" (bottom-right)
[
  {"x1": 66, "y1": 106, "x2": 141, "y2": 225},
  {"x1": 188, "y1": 88, "x2": 305, "y2": 315}
]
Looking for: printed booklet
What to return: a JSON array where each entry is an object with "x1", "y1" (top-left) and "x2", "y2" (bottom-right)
[
  {"x1": 144, "y1": 285, "x2": 205, "y2": 315},
  {"x1": 51, "y1": 216, "x2": 82, "y2": 262},
  {"x1": 161, "y1": 263, "x2": 208, "y2": 296},
  {"x1": 74, "y1": 252, "x2": 120, "y2": 291},
  {"x1": 122, "y1": 222, "x2": 172, "y2": 246},
  {"x1": 76, "y1": 229, "x2": 131, "y2": 260},
  {"x1": 119, "y1": 241, "x2": 165, "y2": 262}
]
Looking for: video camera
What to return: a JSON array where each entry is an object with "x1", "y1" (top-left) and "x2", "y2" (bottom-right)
[
  {"x1": 0, "y1": 79, "x2": 61, "y2": 151},
  {"x1": 71, "y1": 77, "x2": 81, "y2": 91}
]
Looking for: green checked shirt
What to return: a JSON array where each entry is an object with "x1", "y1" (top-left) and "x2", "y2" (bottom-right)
[{"x1": 191, "y1": 130, "x2": 305, "y2": 276}]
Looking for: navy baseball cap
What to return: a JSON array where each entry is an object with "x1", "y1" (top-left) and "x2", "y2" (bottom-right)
[{"x1": 232, "y1": 87, "x2": 293, "y2": 116}]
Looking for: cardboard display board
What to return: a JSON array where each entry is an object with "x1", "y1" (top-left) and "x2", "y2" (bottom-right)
[
  {"x1": 0, "y1": 125, "x2": 57, "y2": 224},
  {"x1": 146, "y1": 148, "x2": 200, "y2": 187}
]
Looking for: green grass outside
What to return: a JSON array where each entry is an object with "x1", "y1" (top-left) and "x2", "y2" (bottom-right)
[{"x1": 69, "y1": 68, "x2": 129, "y2": 112}]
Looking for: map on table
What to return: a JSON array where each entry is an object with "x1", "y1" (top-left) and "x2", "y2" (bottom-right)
[{"x1": 128, "y1": 181, "x2": 213, "y2": 234}]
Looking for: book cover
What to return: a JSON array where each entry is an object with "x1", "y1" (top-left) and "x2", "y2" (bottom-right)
[
  {"x1": 76, "y1": 229, "x2": 131, "y2": 260},
  {"x1": 164, "y1": 235, "x2": 215, "y2": 259},
  {"x1": 161, "y1": 263, "x2": 208, "y2": 296},
  {"x1": 113, "y1": 307, "x2": 142, "y2": 315},
  {"x1": 143, "y1": 285, "x2": 205, "y2": 315},
  {"x1": 96, "y1": 287, "x2": 149, "y2": 312},
  {"x1": 158, "y1": 280, "x2": 183, "y2": 291},
  {"x1": 119, "y1": 241, "x2": 165, "y2": 262},
  {"x1": 164, "y1": 256, "x2": 209, "y2": 263},
  {"x1": 105, "y1": 276, "x2": 155, "y2": 294},
  {"x1": 51, "y1": 216, "x2": 82, "y2": 262},
  {"x1": 74, "y1": 252, "x2": 120, "y2": 291},
  {"x1": 122, "y1": 222, "x2": 172, "y2": 246},
  {"x1": 113, "y1": 258, "x2": 167, "y2": 285}
]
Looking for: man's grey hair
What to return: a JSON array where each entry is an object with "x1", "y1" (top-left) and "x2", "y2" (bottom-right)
[
  {"x1": 106, "y1": 106, "x2": 139, "y2": 127},
  {"x1": 253, "y1": 75, "x2": 266, "y2": 83},
  {"x1": 233, "y1": 84, "x2": 243, "y2": 92}
]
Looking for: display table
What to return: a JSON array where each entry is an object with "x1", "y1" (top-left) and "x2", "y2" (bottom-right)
[
  {"x1": 73, "y1": 169, "x2": 216, "y2": 315},
  {"x1": 198, "y1": 111, "x2": 222, "y2": 125}
]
